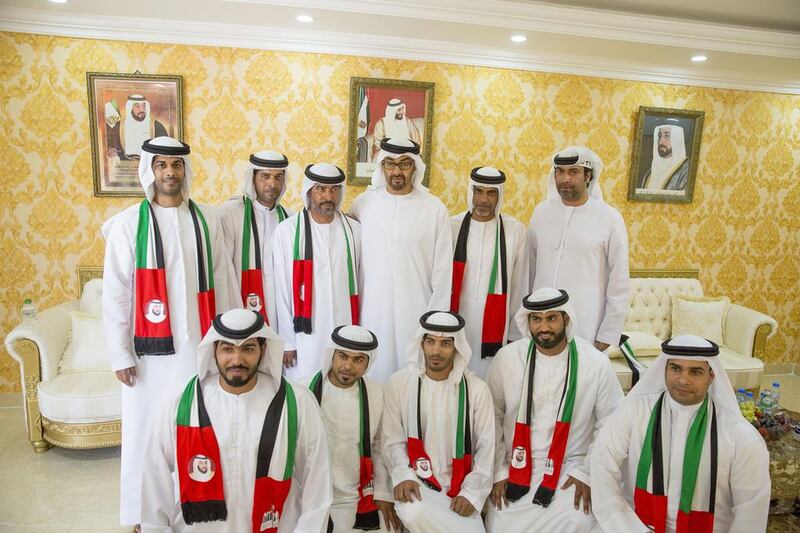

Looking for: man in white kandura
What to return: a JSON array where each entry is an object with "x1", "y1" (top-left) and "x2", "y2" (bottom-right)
[
  {"x1": 527, "y1": 146, "x2": 629, "y2": 352},
  {"x1": 350, "y1": 138, "x2": 452, "y2": 380},
  {"x1": 590, "y1": 335, "x2": 770, "y2": 533},
  {"x1": 305, "y1": 325, "x2": 401, "y2": 532},
  {"x1": 450, "y1": 166, "x2": 528, "y2": 377},
  {"x1": 219, "y1": 150, "x2": 293, "y2": 327},
  {"x1": 102, "y1": 136, "x2": 235, "y2": 528},
  {"x1": 382, "y1": 311, "x2": 495, "y2": 533},
  {"x1": 142, "y1": 309, "x2": 332, "y2": 532},
  {"x1": 273, "y1": 163, "x2": 361, "y2": 380},
  {"x1": 485, "y1": 288, "x2": 623, "y2": 532}
]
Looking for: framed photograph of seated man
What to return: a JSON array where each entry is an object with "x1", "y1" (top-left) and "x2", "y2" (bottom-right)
[
  {"x1": 86, "y1": 72, "x2": 183, "y2": 197},
  {"x1": 628, "y1": 106, "x2": 704, "y2": 204},
  {"x1": 346, "y1": 77, "x2": 434, "y2": 186}
]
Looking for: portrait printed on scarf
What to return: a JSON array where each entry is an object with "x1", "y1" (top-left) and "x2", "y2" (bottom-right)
[
  {"x1": 346, "y1": 77, "x2": 434, "y2": 186},
  {"x1": 87, "y1": 72, "x2": 183, "y2": 197},
  {"x1": 628, "y1": 106, "x2": 704, "y2": 204}
]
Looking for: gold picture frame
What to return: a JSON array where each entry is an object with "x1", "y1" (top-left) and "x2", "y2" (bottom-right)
[
  {"x1": 628, "y1": 106, "x2": 704, "y2": 204},
  {"x1": 87, "y1": 72, "x2": 184, "y2": 197},
  {"x1": 346, "y1": 77, "x2": 434, "y2": 187}
]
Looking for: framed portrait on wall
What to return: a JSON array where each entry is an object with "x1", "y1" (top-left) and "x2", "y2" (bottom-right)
[
  {"x1": 346, "y1": 77, "x2": 434, "y2": 186},
  {"x1": 86, "y1": 72, "x2": 183, "y2": 197},
  {"x1": 628, "y1": 106, "x2": 704, "y2": 203}
]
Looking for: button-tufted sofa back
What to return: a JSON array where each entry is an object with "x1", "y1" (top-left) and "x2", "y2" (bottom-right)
[{"x1": 625, "y1": 277, "x2": 703, "y2": 340}]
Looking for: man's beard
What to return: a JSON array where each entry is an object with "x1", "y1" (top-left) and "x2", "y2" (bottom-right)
[
  {"x1": 217, "y1": 353, "x2": 262, "y2": 388},
  {"x1": 132, "y1": 110, "x2": 146, "y2": 121},
  {"x1": 658, "y1": 145, "x2": 672, "y2": 157},
  {"x1": 533, "y1": 328, "x2": 567, "y2": 349}
]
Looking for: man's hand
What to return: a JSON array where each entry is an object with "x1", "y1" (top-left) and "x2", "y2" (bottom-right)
[
  {"x1": 561, "y1": 476, "x2": 591, "y2": 514},
  {"x1": 115, "y1": 366, "x2": 137, "y2": 387},
  {"x1": 594, "y1": 341, "x2": 610, "y2": 352},
  {"x1": 393, "y1": 480, "x2": 421, "y2": 503},
  {"x1": 450, "y1": 495, "x2": 477, "y2": 517},
  {"x1": 375, "y1": 500, "x2": 403, "y2": 531},
  {"x1": 283, "y1": 350, "x2": 297, "y2": 368},
  {"x1": 490, "y1": 479, "x2": 509, "y2": 510}
]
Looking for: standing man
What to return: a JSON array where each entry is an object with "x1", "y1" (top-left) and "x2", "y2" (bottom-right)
[
  {"x1": 306, "y1": 326, "x2": 400, "y2": 532},
  {"x1": 485, "y1": 288, "x2": 623, "y2": 532},
  {"x1": 141, "y1": 308, "x2": 332, "y2": 531},
  {"x1": 220, "y1": 150, "x2": 293, "y2": 327},
  {"x1": 273, "y1": 163, "x2": 361, "y2": 380},
  {"x1": 527, "y1": 146, "x2": 629, "y2": 352},
  {"x1": 382, "y1": 311, "x2": 495, "y2": 532},
  {"x1": 591, "y1": 335, "x2": 770, "y2": 532},
  {"x1": 450, "y1": 166, "x2": 528, "y2": 377},
  {"x1": 102, "y1": 136, "x2": 235, "y2": 528},
  {"x1": 350, "y1": 138, "x2": 452, "y2": 380}
]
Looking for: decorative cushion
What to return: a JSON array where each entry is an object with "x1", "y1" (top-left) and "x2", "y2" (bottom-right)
[
  {"x1": 79, "y1": 278, "x2": 103, "y2": 315},
  {"x1": 607, "y1": 331, "x2": 663, "y2": 359},
  {"x1": 671, "y1": 295, "x2": 730, "y2": 345},
  {"x1": 37, "y1": 371, "x2": 121, "y2": 423},
  {"x1": 60, "y1": 311, "x2": 109, "y2": 372}
]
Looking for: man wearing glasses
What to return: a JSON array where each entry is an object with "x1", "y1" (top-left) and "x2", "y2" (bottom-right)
[{"x1": 350, "y1": 137, "x2": 453, "y2": 381}]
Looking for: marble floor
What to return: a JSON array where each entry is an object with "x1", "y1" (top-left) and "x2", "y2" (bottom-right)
[{"x1": 0, "y1": 374, "x2": 799, "y2": 532}]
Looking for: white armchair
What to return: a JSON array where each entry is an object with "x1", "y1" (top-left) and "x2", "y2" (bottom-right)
[{"x1": 4, "y1": 268, "x2": 121, "y2": 453}]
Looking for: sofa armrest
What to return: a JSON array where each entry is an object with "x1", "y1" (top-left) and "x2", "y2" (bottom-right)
[
  {"x1": 723, "y1": 303, "x2": 777, "y2": 359},
  {"x1": 4, "y1": 301, "x2": 78, "y2": 381}
]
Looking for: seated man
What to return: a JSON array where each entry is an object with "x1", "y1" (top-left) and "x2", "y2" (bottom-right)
[
  {"x1": 305, "y1": 325, "x2": 399, "y2": 532},
  {"x1": 485, "y1": 288, "x2": 623, "y2": 532},
  {"x1": 590, "y1": 335, "x2": 770, "y2": 532},
  {"x1": 141, "y1": 309, "x2": 331, "y2": 531},
  {"x1": 382, "y1": 311, "x2": 495, "y2": 533}
]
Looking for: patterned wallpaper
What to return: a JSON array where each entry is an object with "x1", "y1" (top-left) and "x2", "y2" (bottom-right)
[{"x1": 1, "y1": 31, "x2": 798, "y2": 392}]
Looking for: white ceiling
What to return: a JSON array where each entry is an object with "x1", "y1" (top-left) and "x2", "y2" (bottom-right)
[{"x1": 1, "y1": 0, "x2": 799, "y2": 93}]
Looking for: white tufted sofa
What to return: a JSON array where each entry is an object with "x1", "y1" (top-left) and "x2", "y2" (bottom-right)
[
  {"x1": 608, "y1": 271, "x2": 778, "y2": 392},
  {"x1": 4, "y1": 269, "x2": 121, "y2": 453}
]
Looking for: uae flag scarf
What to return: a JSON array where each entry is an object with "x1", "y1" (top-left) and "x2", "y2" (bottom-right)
[
  {"x1": 240, "y1": 195, "x2": 287, "y2": 325},
  {"x1": 134, "y1": 199, "x2": 215, "y2": 355},
  {"x1": 310, "y1": 372, "x2": 379, "y2": 530},
  {"x1": 451, "y1": 213, "x2": 508, "y2": 359},
  {"x1": 634, "y1": 391, "x2": 718, "y2": 533},
  {"x1": 406, "y1": 374, "x2": 472, "y2": 497},
  {"x1": 506, "y1": 338, "x2": 579, "y2": 506},
  {"x1": 292, "y1": 209, "x2": 359, "y2": 333},
  {"x1": 176, "y1": 374, "x2": 298, "y2": 532}
]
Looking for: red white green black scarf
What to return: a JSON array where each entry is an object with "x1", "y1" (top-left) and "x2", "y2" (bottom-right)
[
  {"x1": 310, "y1": 371, "x2": 379, "y2": 530},
  {"x1": 451, "y1": 213, "x2": 508, "y2": 358},
  {"x1": 134, "y1": 199, "x2": 215, "y2": 355},
  {"x1": 406, "y1": 375, "x2": 472, "y2": 497},
  {"x1": 506, "y1": 338, "x2": 578, "y2": 506},
  {"x1": 240, "y1": 196, "x2": 287, "y2": 325},
  {"x1": 292, "y1": 209, "x2": 359, "y2": 333},
  {"x1": 176, "y1": 375, "x2": 298, "y2": 532},
  {"x1": 620, "y1": 334, "x2": 646, "y2": 388},
  {"x1": 634, "y1": 392, "x2": 718, "y2": 533}
]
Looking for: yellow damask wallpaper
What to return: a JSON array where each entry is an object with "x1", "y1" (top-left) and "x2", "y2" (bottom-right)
[{"x1": 1, "y1": 31, "x2": 798, "y2": 392}]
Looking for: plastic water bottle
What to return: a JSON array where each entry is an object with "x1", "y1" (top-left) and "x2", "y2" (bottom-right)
[
  {"x1": 758, "y1": 390, "x2": 774, "y2": 414},
  {"x1": 771, "y1": 382, "x2": 781, "y2": 410},
  {"x1": 736, "y1": 388, "x2": 746, "y2": 404},
  {"x1": 21, "y1": 298, "x2": 37, "y2": 321},
  {"x1": 745, "y1": 391, "x2": 755, "y2": 408}
]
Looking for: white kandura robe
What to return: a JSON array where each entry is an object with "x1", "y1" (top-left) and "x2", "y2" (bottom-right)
[
  {"x1": 141, "y1": 375, "x2": 332, "y2": 532},
  {"x1": 302, "y1": 375, "x2": 393, "y2": 533},
  {"x1": 449, "y1": 213, "x2": 529, "y2": 378},
  {"x1": 527, "y1": 197, "x2": 629, "y2": 346},
  {"x1": 382, "y1": 369, "x2": 495, "y2": 533},
  {"x1": 484, "y1": 338, "x2": 624, "y2": 532},
  {"x1": 102, "y1": 201, "x2": 235, "y2": 526},
  {"x1": 590, "y1": 393, "x2": 771, "y2": 533},
  {"x1": 272, "y1": 212, "x2": 362, "y2": 381},
  {"x1": 219, "y1": 198, "x2": 294, "y2": 329},
  {"x1": 350, "y1": 189, "x2": 453, "y2": 381}
]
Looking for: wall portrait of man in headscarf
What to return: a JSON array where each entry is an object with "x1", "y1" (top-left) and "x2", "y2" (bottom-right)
[
  {"x1": 87, "y1": 72, "x2": 183, "y2": 197},
  {"x1": 346, "y1": 77, "x2": 434, "y2": 186},
  {"x1": 628, "y1": 106, "x2": 704, "y2": 204}
]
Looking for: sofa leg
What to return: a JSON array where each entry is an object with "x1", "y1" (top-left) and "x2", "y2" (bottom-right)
[{"x1": 31, "y1": 439, "x2": 50, "y2": 454}]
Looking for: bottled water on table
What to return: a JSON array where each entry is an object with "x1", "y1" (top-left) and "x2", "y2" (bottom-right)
[{"x1": 771, "y1": 382, "x2": 781, "y2": 410}]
